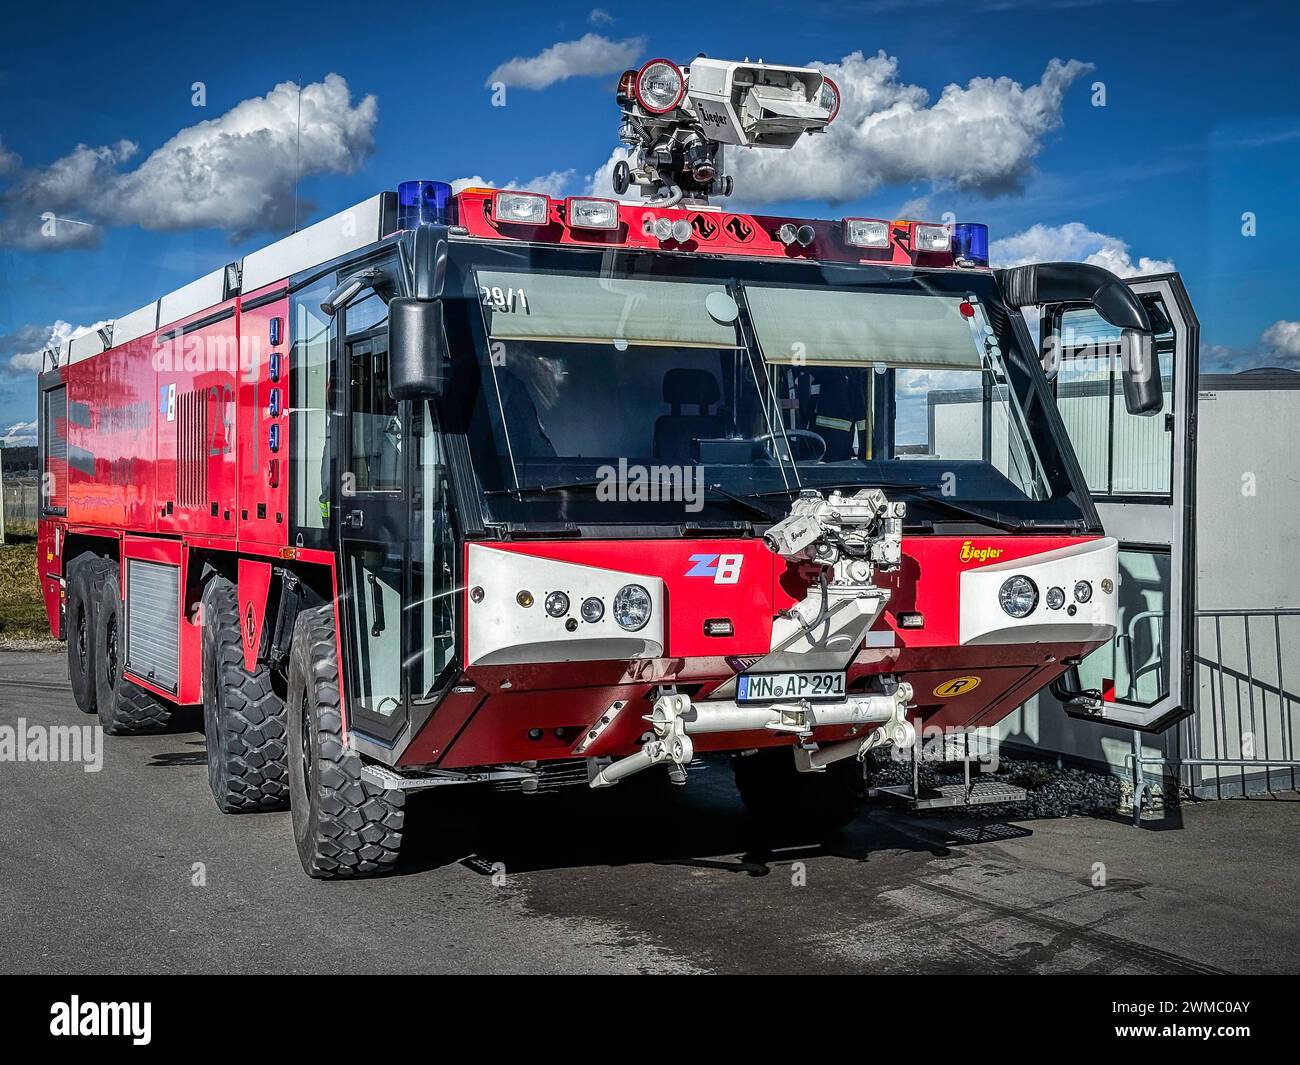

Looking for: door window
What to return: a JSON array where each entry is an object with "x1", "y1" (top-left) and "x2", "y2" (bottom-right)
[
  {"x1": 343, "y1": 544, "x2": 404, "y2": 720},
  {"x1": 410, "y1": 402, "x2": 457, "y2": 699},
  {"x1": 290, "y1": 276, "x2": 334, "y2": 532},
  {"x1": 1054, "y1": 300, "x2": 1176, "y2": 498}
]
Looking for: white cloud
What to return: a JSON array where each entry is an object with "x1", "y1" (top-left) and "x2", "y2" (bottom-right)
[
  {"x1": 1260, "y1": 320, "x2": 1300, "y2": 360},
  {"x1": 583, "y1": 145, "x2": 632, "y2": 198},
  {"x1": 588, "y1": 8, "x2": 614, "y2": 24},
  {"x1": 0, "y1": 138, "x2": 20, "y2": 176},
  {"x1": 991, "y1": 222, "x2": 1174, "y2": 278},
  {"x1": 486, "y1": 34, "x2": 644, "y2": 90},
  {"x1": 2, "y1": 420, "x2": 37, "y2": 446},
  {"x1": 4, "y1": 319, "x2": 110, "y2": 376},
  {"x1": 1204, "y1": 322, "x2": 1300, "y2": 373},
  {"x1": 727, "y1": 52, "x2": 1092, "y2": 204},
  {"x1": 450, "y1": 170, "x2": 576, "y2": 198},
  {"x1": 0, "y1": 74, "x2": 377, "y2": 249}
]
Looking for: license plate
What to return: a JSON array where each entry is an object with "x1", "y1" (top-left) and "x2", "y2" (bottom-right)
[{"x1": 737, "y1": 671, "x2": 846, "y2": 703}]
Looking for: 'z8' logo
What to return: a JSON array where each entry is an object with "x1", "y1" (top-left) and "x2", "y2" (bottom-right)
[{"x1": 686, "y1": 553, "x2": 742, "y2": 584}]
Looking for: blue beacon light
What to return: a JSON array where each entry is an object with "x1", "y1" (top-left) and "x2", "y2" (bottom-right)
[
  {"x1": 952, "y1": 222, "x2": 990, "y2": 267},
  {"x1": 398, "y1": 180, "x2": 455, "y2": 228}
]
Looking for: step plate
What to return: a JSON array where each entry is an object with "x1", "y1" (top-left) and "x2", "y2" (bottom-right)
[{"x1": 872, "y1": 780, "x2": 1029, "y2": 810}]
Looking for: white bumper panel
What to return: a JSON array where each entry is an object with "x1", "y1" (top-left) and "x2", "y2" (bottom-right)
[
  {"x1": 466, "y1": 545, "x2": 665, "y2": 666},
  {"x1": 959, "y1": 537, "x2": 1118, "y2": 646}
]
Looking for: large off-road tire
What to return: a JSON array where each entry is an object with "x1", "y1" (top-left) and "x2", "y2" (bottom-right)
[
  {"x1": 66, "y1": 558, "x2": 110, "y2": 714},
  {"x1": 732, "y1": 747, "x2": 868, "y2": 832},
  {"x1": 287, "y1": 604, "x2": 404, "y2": 879},
  {"x1": 201, "y1": 576, "x2": 289, "y2": 813},
  {"x1": 93, "y1": 568, "x2": 172, "y2": 735}
]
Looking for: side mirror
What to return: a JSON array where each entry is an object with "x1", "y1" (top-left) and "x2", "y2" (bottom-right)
[
  {"x1": 388, "y1": 223, "x2": 451, "y2": 402},
  {"x1": 998, "y1": 261, "x2": 1163, "y2": 416},
  {"x1": 388, "y1": 298, "x2": 448, "y2": 400}
]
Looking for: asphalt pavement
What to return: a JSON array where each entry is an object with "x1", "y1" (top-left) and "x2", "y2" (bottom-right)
[{"x1": 1, "y1": 649, "x2": 1296, "y2": 974}]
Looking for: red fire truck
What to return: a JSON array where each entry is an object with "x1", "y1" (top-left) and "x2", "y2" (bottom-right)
[{"x1": 36, "y1": 57, "x2": 1168, "y2": 877}]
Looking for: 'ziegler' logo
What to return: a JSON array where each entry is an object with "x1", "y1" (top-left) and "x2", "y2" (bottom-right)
[
  {"x1": 698, "y1": 106, "x2": 729, "y2": 130},
  {"x1": 686, "y1": 553, "x2": 742, "y2": 584},
  {"x1": 959, "y1": 540, "x2": 1004, "y2": 563}
]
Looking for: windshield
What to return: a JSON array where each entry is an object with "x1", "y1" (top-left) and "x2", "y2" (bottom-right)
[{"x1": 439, "y1": 243, "x2": 1093, "y2": 532}]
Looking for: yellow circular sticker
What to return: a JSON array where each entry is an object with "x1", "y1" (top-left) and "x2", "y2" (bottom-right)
[{"x1": 932, "y1": 675, "x2": 982, "y2": 698}]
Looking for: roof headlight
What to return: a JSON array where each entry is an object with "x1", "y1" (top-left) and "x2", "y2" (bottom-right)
[
  {"x1": 844, "y1": 218, "x2": 890, "y2": 249},
  {"x1": 914, "y1": 222, "x2": 952, "y2": 253},
  {"x1": 493, "y1": 191, "x2": 549, "y2": 226},
  {"x1": 566, "y1": 197, "x2": 619, "y2": 230},
  {"x1": 634, "y1": 59, "x2": 685, "y2": 114}
]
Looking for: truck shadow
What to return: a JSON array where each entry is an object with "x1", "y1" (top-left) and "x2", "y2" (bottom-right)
[{"x1": 394, "y1": 757, "x2": 1030, "y2": 878}]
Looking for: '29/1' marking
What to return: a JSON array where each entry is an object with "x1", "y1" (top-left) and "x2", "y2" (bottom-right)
[{"x1": 686, "y1": 553, "x2": 742, "y2": 584}]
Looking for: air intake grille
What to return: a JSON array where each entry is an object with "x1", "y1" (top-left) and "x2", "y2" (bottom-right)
[
  {"x1": 126, "y1": 559, "x2": 180, "y2": 692},
  {"x1": 177, "y1": 389, "x2": 208, "y2": 508}
]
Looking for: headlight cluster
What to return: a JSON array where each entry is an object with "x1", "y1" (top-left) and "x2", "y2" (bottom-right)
[
  {"x1": 536, "y1": 584, "x2": 652, "y2": 631},
  {"x1": 1001, "y1": 576, "x2": 1097, "y2": 617}
]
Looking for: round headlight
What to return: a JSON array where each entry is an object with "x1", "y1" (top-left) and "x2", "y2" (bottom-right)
[
  {"x1": 819, "y1": 76, "x2": 841, "y2": 122},
  {"x1": 612, "y1": 584, "x2": 652, "y2": 631},
  {"x1": 1045, "y1": 586, "x2": 1066, "y2": 611},
  {"x1": 544, "y1": 591, "x2": 569, "y2": 618},
  {"x1": 635, "y1": 59, "x2": 685, "y2": 114},
  {"x1": 580, "y1": 596, "x2": 605, "y2": 624},
  {"x1": 998, "y1": 575, "x2": 1038, "y2": 618},
  {"x1": 1074, "y1": 580, "x2": 1093, "y2": 604}
]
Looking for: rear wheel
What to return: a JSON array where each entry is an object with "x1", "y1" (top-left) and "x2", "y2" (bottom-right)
[
  {"x1": 287, "y1": 604, "x2": 404, "y2": 879},
  {"x1": 201, "y1": 576, "x2": 289, "y2": 813},
  {"x1": 66, "y1": 559, "x2": 108, "y2": 714},
  {"x1": 93, "y1": 569, "x2": 172, "y2": 735},
  {"x1": 732, "y1": 747, "x2": 868, "y2": 832}
]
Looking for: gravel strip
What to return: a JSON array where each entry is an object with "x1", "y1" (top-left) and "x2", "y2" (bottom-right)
[{"x1": 867, "y1": 749, "x2": 1173, "y2": 820}]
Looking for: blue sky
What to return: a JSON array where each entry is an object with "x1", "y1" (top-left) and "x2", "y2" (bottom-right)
[{"x1": 1, "y1": 0, "x2": 1297, "y2": 441}]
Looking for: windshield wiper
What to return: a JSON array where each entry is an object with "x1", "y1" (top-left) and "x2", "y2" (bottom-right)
[
  {"x1": 754, "y1": 480, "x2": 943, "y2": 499},
  {"x1": 484, "y1": 479, "x2": 778, "y2": 521},
  {"x1": 886, "y1": 487, "x2": 1023, "y2": 532},
  {"x1": 484, "y1": 479, "x2": 604, "y2": 497},
  {"x1": 702, "y1": 483, "x2": 779, "y2": 521}
]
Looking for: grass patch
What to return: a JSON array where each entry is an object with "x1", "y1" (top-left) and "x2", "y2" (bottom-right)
[{"x1": 0, "y1": 530, "x2": 52, "y2": 641}]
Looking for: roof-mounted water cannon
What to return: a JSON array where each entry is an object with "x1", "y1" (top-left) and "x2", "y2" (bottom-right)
[{"x1": 612, "y1": 55, "x2": 840, "y2": 206}]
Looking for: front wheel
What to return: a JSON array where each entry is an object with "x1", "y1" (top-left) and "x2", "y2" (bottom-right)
[
  {"x1": 287, "y1": 605, "x2": 405, "y2": 879},
  {"x1": 732, "y1": 747, "x2": 868, "y2": 832}
]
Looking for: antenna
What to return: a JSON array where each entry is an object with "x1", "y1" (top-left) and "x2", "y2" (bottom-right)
[{"x1": 292, "y1": 77, "x2": 303, "y2": 233}]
